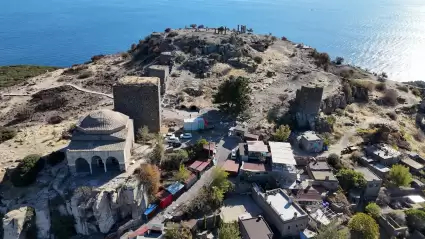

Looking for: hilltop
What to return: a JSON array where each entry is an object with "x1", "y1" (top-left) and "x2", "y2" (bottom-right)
[{"x1": 1, "y1": 27, "x2": 425, "y2": 238}]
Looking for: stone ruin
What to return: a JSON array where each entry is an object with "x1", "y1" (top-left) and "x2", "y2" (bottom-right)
[
  {"x1": 148, "y1": 65, "x2": 169, "y2": 95},
  {"x1": 293, "y1": 86, "x2": 324, "y2": 129},
  {"x1": 113, "y1": 76, "x2": 161, "y2": 133}
]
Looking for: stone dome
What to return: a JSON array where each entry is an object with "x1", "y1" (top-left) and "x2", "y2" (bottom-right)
[{"x1": 76, "y1": 109, "x2": 128, "y2": 134}]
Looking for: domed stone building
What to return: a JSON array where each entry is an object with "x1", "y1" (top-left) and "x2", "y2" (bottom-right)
[{"x1": 66, "y1": 109, "x2": 134, "y2": 174}]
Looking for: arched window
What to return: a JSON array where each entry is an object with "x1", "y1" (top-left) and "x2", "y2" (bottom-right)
[
  {"x1": 106, "y1": 157, "x2": 121, "y2": 172},
  {"x1": 75, "y1": 158, "x2": 90, "y2": 173},
  {"x1": 91, "y1": 156, "x2": 104, "y2": 174}
]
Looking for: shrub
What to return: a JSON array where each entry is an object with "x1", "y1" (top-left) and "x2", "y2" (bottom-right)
[
  {"x1": 327, "y1": 153, "x2": 342, "y2": 169},
  {"x1": 335, "y1": 56, "x2": 344, "y2": 65},
  {"x1": 46, "y1": 151, "x2": 65, "y2": 166},
  {"x1": 11, "y1": 154, "x2": 44, "y2": 187},
  {"x1": 134, "y1": 163, "x2": 160, "y2": 197},
  {"x1": 348, "y1": 213, "x2": 379, "y2": 239},
  {"x1": 253, "y1": 56, "x2": 263, "y2": 64},
  {"x1": 219, "y1": 222, "x2": 241, "y2": 239},
  {"x1": 412, "y1": 87, "x2": 422, "y2": 97},
  {"x1": 272, "y1": 125, "x2": 291, "y2": 142},
  {"x1": 405, "y1": 209, "x2": 425, "y2": 232},
  {"x1": 386, "y1": 112, "x2": 397, "y2": 120},
  {"x1": 136, "y1": 126, "x2": 153, "y2": 144},
  {"x1": 167, "y1": 31, "x2": 179, "y2": 38},
  {"x1": 397, "y1": 85, "x2": 409, "y2": 92},
  {"x1": 382, "y1": 89, "x2": 398, "y2": 106},
  {"x1": 0, "y1": 126, "x2": 17, "y2": 143},
  {"x1": 375, "y1": 82, "x2": 386, "y2": 92},
  {"x1": 164, "y1": 28, "x2": 171, "y2": 33},
  {"x1": 310, "y1": 49, "x2": 330, "y2": 68},
  {"x1": 90, "y1": 54, "x2": 105, "y2": 62},
  {"x1": 365, "y1": 202, "x2": 381, "y2": 219},
  {"x1": 175, "y1": 164, "x2": 190, "y2": 182},
  {"x1": 336, "y1": 168, "x2": 366, "y2": 191},
  {"x1": 77, "y1": 70, "x2": 93, "y2": 79},
  {"x1": 388, "y1": 164, "x2": 412, "y2": 187}
]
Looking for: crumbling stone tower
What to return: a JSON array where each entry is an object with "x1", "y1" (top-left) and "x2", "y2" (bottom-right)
[
  {"x1": 293, "y1": 86, "x2": 324, "y2": 129},
  {"x1": 148, "y1": 65, "x2": 169, "y2": 95},
  {"x1": 113, "y1": 76, "x2": 161, "y2": 133}
]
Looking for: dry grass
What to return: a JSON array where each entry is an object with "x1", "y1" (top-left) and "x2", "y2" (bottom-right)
[{"x1": 350, "y1": 79, "x2": 375, "y2": 91}]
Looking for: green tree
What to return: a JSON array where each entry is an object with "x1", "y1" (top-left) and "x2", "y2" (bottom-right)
[
  {"x1": 336, "y1": 169, "x2": 367, "y2": 191},
  {"x1": 272, "y1": 125, "x2": 291, "y2": 142},
  {"x1": 327, "y1": 153, "x2": 342, "y2": 169},
  {"x1": 162, "y1": 149, "x2": 190, "y2": 170},
  {"x1": 149, "y1": 134, "x2": 164, "y2": 165},
  {"x1": 365, "y1": 202, "x2": 381, "y2": 219},
  {"x1": 213, "y1": 77, "x2": 251, "y2": 117},
  {"x1": 219, "y1": 222, "x2": 240, "y2": 239},
  {"x1": 0, "y1": 126, "x2": 17, "y2": 143},
  {"x1": 136, "y1": 126, "x2": 152, "y2": 144},
  {"x1": 348, "y1": 213, "x2": 379, "y2": 239},
  {"x1": 164, "y1": 226, "x2": 192, "y2": 239},
  {"x1": 405, "y1": 209, "x2": 425, "y2": 232},
  {"x1": 175, "y1": 164, "x2": 190, "y2": 182},
  {"x1": 316, "y1": 220, "x2": 349, "y2": 239},
  {"x1": 388, "y1": 164, "x2": 412, "y2": 187},
  {"x1": 11, "y1": 154, "x2": 44, "y2": 187}
]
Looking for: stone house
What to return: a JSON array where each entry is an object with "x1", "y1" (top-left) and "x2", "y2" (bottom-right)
[
  {"x1": 66, "y1": 109, "x2": 134, "y2": 174},
  {"x1": 251, "y1": 184, "x2": 309, "y2": 237},
  {"x1": 299, "y1": 131, "x2": 323, "y2": 153},
  {"x1": 306, "y1": 161, "x2": 339, "y2": 191},
  {"x1": 355, "y1": 167, "x2": 382, "y2": 201},
  {"x1": 365, "y1": 144, "x2": 402, "y2": 166}
]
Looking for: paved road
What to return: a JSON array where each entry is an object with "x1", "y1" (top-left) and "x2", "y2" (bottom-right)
[{"x1": 140, "y1": 134, "x2": 240, "y2": 227}]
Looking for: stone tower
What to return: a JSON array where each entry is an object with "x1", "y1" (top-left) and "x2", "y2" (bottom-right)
[
  {"x1": 113, "y1": 76, "x2": 161, "y2": 133},
  {"x1": 293, "y1": 86, "x2": 324, "y2": 129}
]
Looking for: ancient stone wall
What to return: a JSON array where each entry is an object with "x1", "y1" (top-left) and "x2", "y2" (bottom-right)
[
  {"x1": 113, "y1": 77, "x2": 161, "y2": 133},
  {"x1": 293, "y1": 86, "x2": 324, "y2": 129},
  {"x1": 148, "y1": 65, "x2": 169, "y2": 95}
]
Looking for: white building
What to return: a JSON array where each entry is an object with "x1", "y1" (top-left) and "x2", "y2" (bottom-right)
[
  {"x1": 268, "y1": 142, "x2": 298, "y2": 188},
  {"x1": 66, "y1": 109, "x2": 134, "y2": 174},
  {"x1": 251, "y1": 184, "x2": 309, "y2": 237}
]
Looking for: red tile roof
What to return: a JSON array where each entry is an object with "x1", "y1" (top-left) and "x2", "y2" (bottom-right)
[
  {"x1": 189, "y1": 159, "x2": 211, "y2": 172},
  {"x1": 189, "y1": 161, "x2": 202, "y2": 170},
  {"x1": 222, "y1": 160, "x2": 240, "y2": 173},
  {"x1": 155, "y1": 190, "x2": 171, "y2": 200}
]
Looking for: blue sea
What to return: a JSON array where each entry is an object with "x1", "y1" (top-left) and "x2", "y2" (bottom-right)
[{"x1": 1, "y1": 0, "x2": 425, "y2": 82}]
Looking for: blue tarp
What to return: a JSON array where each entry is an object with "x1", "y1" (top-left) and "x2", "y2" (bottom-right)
[
  {"x1": 144, "y1": 204, "x2": 158, "y2": 215},
  {"x1": 166, "y1": 182, "x2": 184, "y2": 195}
]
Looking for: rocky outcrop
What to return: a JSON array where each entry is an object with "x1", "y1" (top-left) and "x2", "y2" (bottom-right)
[
  {"x1": 68, "y1": 178, "x2": 148, "y2": 235},
  {"x1": 321, "y1": 93, "x2": 347, "y2": 114},
  {"x1": 2, "y1": 206, "x2": 36, "y2": 239}
]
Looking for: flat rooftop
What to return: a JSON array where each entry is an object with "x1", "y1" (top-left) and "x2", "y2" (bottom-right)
[
  {"x1": 402, "y1": 158, "x2": 424, "y2": 170},
  {"x1": 268, "y1": 141, "x2": 296, "y2": 165},
  {"x1": 369, "y1": 144, "x2": 401, "y2": 160},
  {"x1": 265, "y1": 189, "x2": 306, "y2": 221},
  {"x1": 240, "y1": 217, "x2": 273, "y2": 239},
  {"x1": 308, "y1": 161, "x2": 331, "y2": 171},
  {"x1": 355, "y1": 167, "x2": 381, "y2": 181},
  {"x1": 220, "y1": 195, "x2": 262, "y2": 223},
  {"x1": 148, "y1": 65, "x2": 168, "y2": 70},
  {"x1": 247, "y1": 141, "x2": 268, "y2": 153},
  {"x1": 118, "y1": 76, "x2": 159, "y2": 85},
  {"x1": 311, "y1": 171, "x2": 337, "y2": 181},
  {"x1": 222, "y1": 160, "x2": 239, "y2": 173},
  {"x1": 301, "y1": 131, "x2": 321, "y2": 141},
  {"x1": 371, "y1": 163, "x2": 390, "y2": 173},
  {"x1": 241, "y1": 162, "x2": 266, "y2": 172}
]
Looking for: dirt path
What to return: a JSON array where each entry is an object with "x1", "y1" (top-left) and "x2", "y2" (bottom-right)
[{"x1": 3, "y1": 83, "x2": 113, "y2": 99}]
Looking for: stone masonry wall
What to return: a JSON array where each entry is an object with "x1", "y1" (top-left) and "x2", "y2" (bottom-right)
[
  {"x1": 148, "y1": 65, "x2": 169, "y2": 95},
  {"x1": 113, "y1": 80, "x2": 161, "y2": 133}
]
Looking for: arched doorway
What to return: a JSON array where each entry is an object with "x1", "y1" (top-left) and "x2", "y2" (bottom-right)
[
  {"x1": 91, "y1": 156, "x2": 104, "y2": 174},
  {"x1": 106, "y1": 157, "x2": 121, "y2": 172},
  {"x1": 75, "y1": 158, "x2": 90, "y2": 173}
]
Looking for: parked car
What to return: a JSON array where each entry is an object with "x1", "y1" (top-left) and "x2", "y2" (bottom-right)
[
  {"x1": 166, "y1": 136, "x2": 180, "y2": 143},
  {"x1": 164, "y1": 132, "x2": 174, "y2": 138},
  {"x1": 341, "y1": 146, "x2": 358, "y2": 155},
  {"x1": 180, "y1": 133, "x2": 193, "y2": 139},
  {"x1": 231, "y1": 149, "x2": 237, "y2": 159}
]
